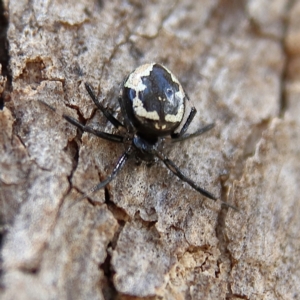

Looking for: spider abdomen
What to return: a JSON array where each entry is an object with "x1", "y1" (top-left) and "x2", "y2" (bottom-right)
[{"x1": 122, "y1": 63, "x2": 186, "y2": 137}]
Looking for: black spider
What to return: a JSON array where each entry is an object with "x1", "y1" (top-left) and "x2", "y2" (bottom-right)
[{"x1": 42, "y1": 63, "x2": 236, "y2": 210}]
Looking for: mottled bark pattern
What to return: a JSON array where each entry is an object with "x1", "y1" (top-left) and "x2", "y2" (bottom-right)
[{"x1": 1, "y1": 0, "x2": 299, "y2": 299}]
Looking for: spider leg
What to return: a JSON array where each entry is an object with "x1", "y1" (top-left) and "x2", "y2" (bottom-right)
[
  {"x1": 85, "y1": 82, "x2": 125, "y2": 129},
  {"x1": 39, "y1": 100, "x2": 124, "y2": 143},
  {"x1": 154, "y1": 149, "x2": 238, "y2": 210},
  {"x1": 73, "y1": 146, "x2": 133, "y2": 205},
  {"x1": 171, "y1": 107, "x2": 197, "y2": 139},
  {"x1": 118, "y1": 96, "x2": 135, "y2": 133},
  {"x1": 171, "y1": 104, "x2": 215, "y2": 142},
  {"x1": 171, "y1": 123, "x2": 215, "y2": 143}
]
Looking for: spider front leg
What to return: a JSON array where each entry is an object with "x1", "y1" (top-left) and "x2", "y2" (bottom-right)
[
  {"x1": 85, "y1": 83, "x2": 125, "y2": 129},
  {"x1": 171, "y1": 106, "x2": 215, "y2": 143},
  {"x1": 171, "y1": 107, "x2": 197, "y2": 139},
  {"x1": 39, "y1": 100, "x2": 124, "y2": 143},
  {"x1": 172, "y1": 123, "x2": 215, "y2": 143}
]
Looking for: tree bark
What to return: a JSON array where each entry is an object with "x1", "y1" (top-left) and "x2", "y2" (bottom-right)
[{"x1": 1, "y1": 0, "x2": 299, "y2": 299}]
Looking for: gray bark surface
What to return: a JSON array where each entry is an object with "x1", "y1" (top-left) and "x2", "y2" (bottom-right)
[{"x1": 1, "y1": 0, "x2": 299, "y2": 299}]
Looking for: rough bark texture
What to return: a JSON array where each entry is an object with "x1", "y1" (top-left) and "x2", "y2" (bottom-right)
[{"x1": 0, "y1": 0, "x2": 299, "y2": 299}]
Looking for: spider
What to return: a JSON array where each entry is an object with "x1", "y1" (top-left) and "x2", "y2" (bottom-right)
[{"x1": 42, "y1": 63, "x2": 235, "y2": 209}]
